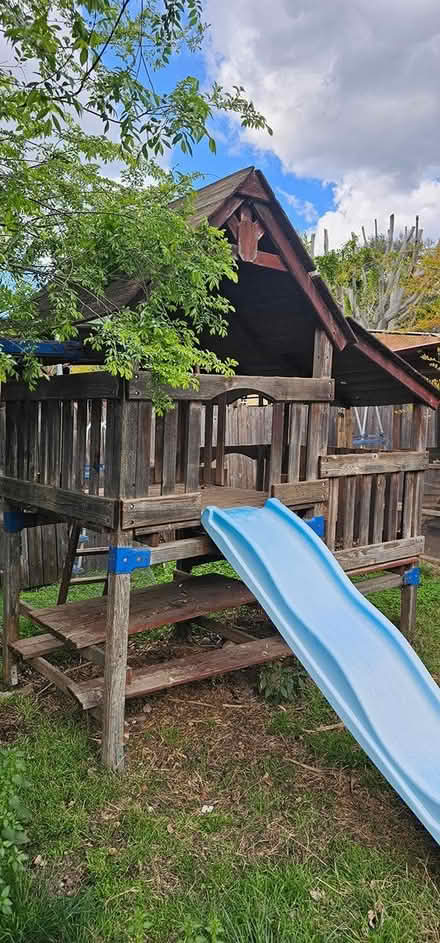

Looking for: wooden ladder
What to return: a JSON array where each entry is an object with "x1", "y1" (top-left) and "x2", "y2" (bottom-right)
[{"x1": 57, "y1": 523, "x2": 109, "y2": 604}]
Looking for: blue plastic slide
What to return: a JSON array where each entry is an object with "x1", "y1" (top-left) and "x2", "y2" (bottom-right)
[{"x1": 202, "y1": 498, "x2": 440, "y2": 845}]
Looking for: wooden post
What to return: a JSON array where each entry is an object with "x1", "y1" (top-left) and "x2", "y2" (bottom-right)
[
  {"x1": 400, "y1": 570, "x2": 417, "y2": 642},
  {"x1": 2, "y1": 504, "x2": 21, "y2": 686},
  {"x1": 306, "y1": 328, "x2": 333, "y2": 518},
  {"x1": 101, "y1": 530, "x2": 131, "y2": 771},
  {"x1": 411, "y1": 404, "x2": 429, "y2": 537},
  {"x1": 400, "y1": 403, "x2": 428, "y2": 640},
  {"x1": 101, "y1": 385, "x2": 134, "y2": 772}
]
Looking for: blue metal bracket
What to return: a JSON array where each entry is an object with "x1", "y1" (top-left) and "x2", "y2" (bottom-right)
[
  {"x1": 307, "y1": 515, "x2": 325, "y2": 539},
  {"x1": 403, "y1": 566, "x2": 421, "y2": 587},
  {"x1": 4, "y1": 510, "x2": 26, "y2": 533},
  {"x1": 108, "y1": 546, "x2": 152, "y2": 575}
]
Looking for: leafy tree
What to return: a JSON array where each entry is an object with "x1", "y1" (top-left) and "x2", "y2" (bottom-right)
[
  {"x1": 0, "y1": 1, "x2": 271, "y2": 390},
  {"x1": 306, "y1": 216, "x2": 437, "y2": 331}
]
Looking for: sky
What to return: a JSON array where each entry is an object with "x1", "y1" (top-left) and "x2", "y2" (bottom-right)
[{"x1": 164, "y1": 0, "x2": 440, "y2": 252}]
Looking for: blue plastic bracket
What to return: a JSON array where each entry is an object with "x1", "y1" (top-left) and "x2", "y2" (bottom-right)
[
  {"x1": 4, "y1": 510, "x2": 27, "y2": 533},
  {"x1": 108, "y1": 546, "x2": 152, "y2": 575},
  {"x1": 402, "y1": 566, "x2": 421, "y2": 587},
  {"x1": 307, "y1": 515, "x2": 325, "y2": 539}
]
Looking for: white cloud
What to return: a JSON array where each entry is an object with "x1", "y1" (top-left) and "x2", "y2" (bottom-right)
[
  {"x1": 277, "y1": 188, "x2": 318, "y2": 224},
  {"x1": 205, "y1": 0, "x2": 440, "y2": 244}
]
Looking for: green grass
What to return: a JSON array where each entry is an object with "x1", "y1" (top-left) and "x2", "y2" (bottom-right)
[{"x1": 2, "y1": 563, "x2": 440, "y2": 941}]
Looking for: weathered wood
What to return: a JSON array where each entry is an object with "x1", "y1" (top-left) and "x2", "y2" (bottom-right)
[
  {"x1": 334, "y1": 536, "x2": 423, "y2": 572},
  {"x1": 128, "y1": 374, "x2": 334, "y2": 403},
  {"x1": 120, "y1": 400, "x2": 139, "y2": 499},
  {"x1": 147, "y1": 535, "x2": 215, "y2": 564},
  {"x1": 237, "y1": 204, "x2": 260, "y2": 262},
  {"x1": 74, "y1": 400, "x2": 87, "y2": 492},
  {"x1": 194, "y1": 616, "x2": 257, "y2": 643},
  {"x1": 215, "y1": 397, "x2": 226, "y2": 486},
  {"x1": 89, "y1": 399, "x2": 103, "y2": 497},
  {"x1": 357, "y1": 475, "x2": 372, "y2": 546},
  {"x1": 104, "y1": 399, "x2": 123, "y2": 497},
  {"x1": 57, "y1": 523, "x2": 81, "y2": 605},
  {"x1": 70, "y1": 574, "x2": 107, "y2": 585},
  {"x1": 268, "y1": 403, "x2": 284, "y2": 488},
  {"x1": 2, "y1": 507, "x2": 21, "y2": 685},
  {"x1": 0, "y1": 477, "x2": 119, "y2": 529},
  {"x1": 371, "y1": 474, "x2": 386, "y2": 545},
  {"x1": 401, "y1": 472, "x2": 415, "y2": 538},
  {"x1": 271, "y1": 479, "x2": 329, "y2": 505},
  {"x1": 411, "y1": 404, "x2": 429, "y2": 537},
  {"x1": 400, "y1": 583, "x2": 417, "y2": 639},
  {"x1": 23, "y1": 574, "x2": 256, "y2": 650},
  {"x1": 102, "y1": 531, "x2": 131, "y2": 772},
  {"x1": 153, "y1": 413, "x2": 164, "y2": 485},
  {"x1": 4, "y1": 373, "x2": 121, "y2": 401},
  {"x1": 136, "y1": 401, "x2": 152, "y2": 496},
  {"x1": 121, "y1": 491, "x2": 201, "y2": 529},
  {"x1": 10, "y1": 633, "x2": 64, "y2": 660},
  {"x1": 352, "y1": 334, "x2": 440, "y2": 410},
  {"x1": 356, "y1": 572, "x2": 403, "y2": 595},
  {"x1": 184, "y1": 401, "x2": 202, "y2": 493},
  {"x1": 384, "y1": 472, "x2": 399, "y2": 541},
  {"x1": 320, "y1": 451, "x2": 428, "y2": 478},
  {"x1": 342, "y1": 476, "x2": 356, "y2": 549},
  {"x1": 287, "y1": 405, "x2": 304, "y2": 481},
  {"x1": 326, "y1": 479, "x2": 339, "y2": 550},
  {"x1": 61, "y1": 399, "x2": 74, "y2": 490},
  {"x1": 30, "y1": 656, "x2": 81, "y2": 698},
  {"x1": 161, "y1": 407, "x2": 178, "y2": 495},
  {"x1": 203, "y1": 403, "x2": 214, "y2": 485},
  {"x1": 73, "y1": 635, "x2": 291, "y2": 710}
]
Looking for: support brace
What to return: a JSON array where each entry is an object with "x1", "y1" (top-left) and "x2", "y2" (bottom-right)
[
  {"x1": 108, "y1": 545, "x2": 152, "y2": 575},
  {"x1": 402, "y1": 566, "x2": 421, "y2": 586}
]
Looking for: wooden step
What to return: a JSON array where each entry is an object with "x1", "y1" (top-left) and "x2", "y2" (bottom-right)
[
  {"x1": 73, "y1": 635, "x2": 291, "y2": 709},
  {"x1": 20, "y1": 574, "x2": 255, "y2": 651},
  {"x1": 10, "y1": 633, "x2": 65, "y2": 659}
]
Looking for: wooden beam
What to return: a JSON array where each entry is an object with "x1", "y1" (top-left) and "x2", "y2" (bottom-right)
[
  {"x1": 208, "y1": 195, "x2": 244, "y2": 229},
  {"x1": 121, "y1": 492, "x2": 201, "y2": 529},
  {"x1": 3, "y1": 373, "x2": 121, "y2": 401},
  {"x1": 335, "y1": 536, "x2": 423, "y2": 571},
  {"x1": 2, "y1": 510, "x2": 21, "y2": 685},
  {"x1": 320, "y1": 450, "x2": 428, "y2": 478},
  {"x1": 30, "y1": 656, "x2": 81, "y2": 698},
  {"x1": 254, "y1": 203, "x2": 349, "y2": 351},
  {"x1": 128, "y1": 374, "x2": 334, "y2": 403},
  {"x1": 356, "y1": 573, "x2": 403, "y2": 595},
  {"x1": 271, "y1": 479, "x2": 329, "y2": 505},
  {"x1": 0, "y1": 477, "x2": 119, "y2": 530},
  {"x1": 101, "y1": 531, "x2": 131, "y2": 772}
]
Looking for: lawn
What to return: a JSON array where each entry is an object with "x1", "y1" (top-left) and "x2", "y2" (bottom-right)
[{"x1": 1, "y1": 563, "x2": 440, "y2": 942}]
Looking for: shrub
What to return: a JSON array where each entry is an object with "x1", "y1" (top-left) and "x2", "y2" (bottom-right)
[{"x1": 0, "y1": 750, "x2": 31, "y2": 917}]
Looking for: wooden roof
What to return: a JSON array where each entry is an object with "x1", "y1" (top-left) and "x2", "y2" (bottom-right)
[{"x1": 371, "y1": 331, "x2": 440, "y2": 352}]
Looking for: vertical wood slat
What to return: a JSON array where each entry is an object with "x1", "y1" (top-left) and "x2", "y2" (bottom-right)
[
  {"x1": 39, "y1": 400, "x2": 50, "y2": 485},
  {"x1": 162, "y1": 406, "x2": 178, "y2": 495},
  {"x1": 384, "y1": 472, "x2": 399, "y2": 541},
  {"x1": 153, "y1": 414, "x2": 164, "y2": 485},
  {"x1": 16, "y1": 401, "x2": 27, "y2": 479},
  {"x1": 89, "y1": 399, "x2": 102, "y2": 496},
  {"x1": 203, "y1": 403, "x2": 214, "y2": 485},
  {"x1": 176, "y1": 402, "x2": 188, "y2": 484},
  {"x1": 306, "y1": 329, "x2": 333, "y2": 519},
  {"x1": 371, "y1": 474, "x2": 386, "y2": 544},
  {"x1": 358, "y1": 475, "x2": 372, "y2": 546},
  {"x1": 104, "y1": 399, "x2": 122, "y2": 497},
  {"x1": 411, "y1": 404, "x2": 429, "y2": 537},
  {"x1": 326, "y1": 479, "x2": 339, "y2": 550},
  {"x1": 61, "y1": 399, "x2": 74, "y2": 489},
  {"x1": 268, "y1": 403, "x2": 284, "y2": 488},
  {"x1": 5, "y1": 401, "x2": 19, "y2": 477},
  {"x1": 26, "y1": 402, "x2": 39, "y2": 482},
  {"x1": 288, "y1": 405, "x2": 304, "y2": 481},
  {"x1": 215, "y1": 396, "x2": 226, "y2": 486},
  {"x1": 120, "y1": 400, "x2": 139, "y2": 499},
  {"x1": 74, "y1": 400, "x2": 88, "y2": 492},
  {"x1": 342, "y1": 476, "x2": 356, "y2": 549},
  {"x1": 401, "y1": 472, "x2": 415, "y2": 538},
  {"x1": 184, "y1": 402, "x2": 202, "y2": 493},
  {"x1": 135, "y1": 401, "x2": 152, "y2": 496}
]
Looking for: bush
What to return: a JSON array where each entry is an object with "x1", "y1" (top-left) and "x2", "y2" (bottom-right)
[
  {"x1": 0, "y1": 751, "x2": 31, "y2": 917},
  {"x1": 258, "y1": 661, "x2": 305, "y2": 705}
]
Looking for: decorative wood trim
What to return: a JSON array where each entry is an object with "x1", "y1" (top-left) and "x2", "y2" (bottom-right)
[
  {"x1": 208, "y1": 195, "x2": 244, "y2": 229},
  {"x1": 0, "y1": 476, "x2": 119, "y2": 529},
  {"x1": 320, "y1": 450, "x2": 428, "y2": 478},
  {"x1": 128, "y1": 374, "x2": 334, "y2": 403}
]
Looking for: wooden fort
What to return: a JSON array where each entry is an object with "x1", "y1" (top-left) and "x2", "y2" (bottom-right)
[{"x1": 1, "y1": 167, "x2": 439, "y2": 771}]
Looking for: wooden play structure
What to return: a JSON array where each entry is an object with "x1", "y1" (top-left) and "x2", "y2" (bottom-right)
[{"x1": 1, "y1": 167, "x2": 439, "y2": 771}]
